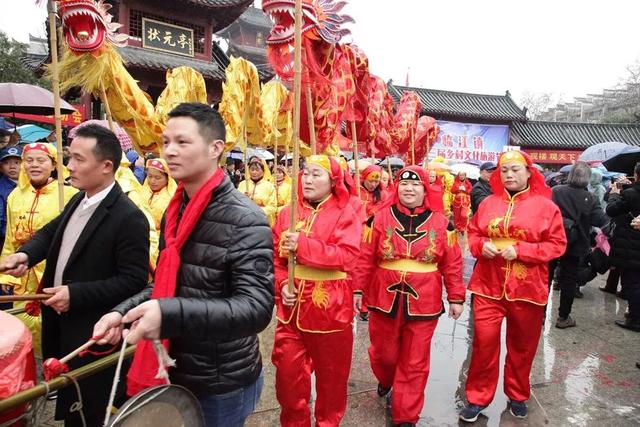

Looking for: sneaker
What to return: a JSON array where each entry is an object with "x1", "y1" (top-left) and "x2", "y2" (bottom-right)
[
  {"x1": 574, "y1": 288, "x2": 584, "y2": 298},
  {"x1": 359, "y1": 312, "x2": 369, "y2": 321},
  {"x1": 615, "y1": 318, "x2": 640, "y2": 332},
  {"x1": 396, "y1": 423, "x2": 415, "y2": 427},
  {"x1": 552, "y1": 281, "x2": 560, "y2": 290},
  {"x1": 509, "y1": 400, "x2": 527, "y2": 418},
  {"x1": 459, "y1": 404, "x2": 486, "y2": 423},
  {"x1": 555, "y1": 315, "x2": 576, "y2": 329},
  {"x1": 377, "y1": 383, "x2": 391, "y2": 397},
  {"x1": 599, "y1": 286, "x2": 617, "y2": 295}
]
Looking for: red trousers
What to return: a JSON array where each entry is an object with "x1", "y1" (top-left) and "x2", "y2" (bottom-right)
[
  {"x1": 272, "y1": 321, "x2": 353, "y2": 427},
  {"x1": 368, "y1": 310, "x2": 438, "y2": 424},
  {"x1": 465, "y1": 295, "x2": 544, "y2": 406}
]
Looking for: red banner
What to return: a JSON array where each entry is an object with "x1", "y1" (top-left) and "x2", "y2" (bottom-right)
[
  {"x1": 1, "y1": 104, "x2": 86, "y2": 127},
  {"x1": 523, "y1": 149, "x2": 582, "y2": 165}
]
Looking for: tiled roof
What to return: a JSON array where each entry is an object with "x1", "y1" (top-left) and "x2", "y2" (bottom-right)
[
  {"x1": 119, "y1": 46, "x2": 226, "y2": 80},
  {"x1": 235, "y1": 6, "x2": 272, "y2": 29},
  {"x1": 389, "y1": 84, "x2": 527, "y2": 122},
  {"x1": 182, "y1": 0, "x2": 253, "y2": 7},
  {"x1": 511, "y1": 121, "x2": 640, "y2": 149}
]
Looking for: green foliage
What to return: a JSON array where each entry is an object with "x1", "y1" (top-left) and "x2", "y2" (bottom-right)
[{"x1": 0, "y1": 31, "x2": 50, "y2": 89}]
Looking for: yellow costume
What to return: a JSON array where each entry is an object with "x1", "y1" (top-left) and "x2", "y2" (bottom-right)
[
  {"x1": 272, "y1": 165, "x2": 292, "y2": 215},
  {"x1": 117, "y1": 154, "x2": 159, "y2": 266},
  {"x1": 0, "y1": 143, "x2": 77, "y2": 355},
  {"x1": 141, "y1": 158, "x2": 177, "y2": 231},
  {"x1": 238, "y1": 159, "x2": 278, "y2": 225}
]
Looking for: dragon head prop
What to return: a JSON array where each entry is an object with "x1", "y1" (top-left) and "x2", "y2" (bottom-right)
[
  {"x1": 262, "y1": 0, "x2": 353, "y2": 45},
  {"x1": 58, "y1": 0, "x2": 127, "y2": 54}
]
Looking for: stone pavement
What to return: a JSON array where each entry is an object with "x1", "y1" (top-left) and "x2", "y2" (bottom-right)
[{"x1": 29, "y1": 262, "x2": 640, "y2": 426}]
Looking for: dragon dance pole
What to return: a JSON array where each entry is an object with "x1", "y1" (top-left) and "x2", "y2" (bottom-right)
[
  {"x1": 410, "y1": 126, "x2": 415, "y2": 166},
  {"x1": 387, "y1": 159, "x2": 392, "y2": 179},
  {"x1": 305, "y1": 86, "x2": 317, "y2": 155},
  {"x1": 47, "y1": 0, "x2": 65, "y2": 212},
  {"x1": 287, "y1": 0, "x2": 303, "y2": 294},
  {"x1": 100, "y1": 82, "x2": 115, "y2": 132},
  {"x1": 351, "y1": 121, "x2": 361, "y2": 198}
]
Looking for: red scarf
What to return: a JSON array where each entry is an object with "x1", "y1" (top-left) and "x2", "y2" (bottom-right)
[{"x1": 127, "y1": 168, "x2": 225, "y2": 396}]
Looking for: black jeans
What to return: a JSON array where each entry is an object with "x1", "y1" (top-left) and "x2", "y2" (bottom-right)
[
  {"x1": 621, "y1": 268, "x2": 640, "y2": 321},
  {"x1": 558, "y1": 254, "x2": 580, "y2": 319}
]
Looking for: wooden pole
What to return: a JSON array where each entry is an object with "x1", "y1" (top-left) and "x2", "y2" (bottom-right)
[
  {"x1": 411, "y1": 128, "x2": 416, "y2": 166},
  {"x1": 351, "y1": 121, "x2": 361, "y2": 198},
  {"x1": 386, "y1": 160, "x2": 392, "y2": 179},
  {"x1": 100, "y1": 82, "x2": 115, "y2": 132},
  {"x1": 48, "y1": 1, "x2": 65, "y2": 212},
  {"x1": 273, "y1": 134, "x2": 279, "y2": 207},
  {"x1": 305, "y1": 86, "x2": 317, "y2": 155},
  {"x1": 287, "y1": 0, "x2": 303, "y2": 294},
  {"x1": 0, "y1": 294, "x2": 50, "y2": 303}
]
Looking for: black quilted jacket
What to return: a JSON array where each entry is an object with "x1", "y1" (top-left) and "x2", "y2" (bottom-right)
[{"x1": 113, "y1": 176, "x2": 275, "y2": 396}]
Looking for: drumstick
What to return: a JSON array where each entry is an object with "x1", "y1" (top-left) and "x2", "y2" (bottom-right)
[
  {"x1": 59, "y1": 339, "x2": 98, "y2": 364},
  {"x1": 0, "y1": 294, "x2": 51, "y2": 302}
]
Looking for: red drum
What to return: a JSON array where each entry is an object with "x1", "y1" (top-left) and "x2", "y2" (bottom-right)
[{"x1": 0, "y1": 311, "x2": 36, "y2": 426}]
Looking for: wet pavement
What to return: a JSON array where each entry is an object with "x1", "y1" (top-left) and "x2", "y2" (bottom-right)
[
  {"x1": 33, "y1": 255, "x2": 640, "y2": 426},
  {"x1": 246, "y1": 256, "x2": 640, "y2": 427}
]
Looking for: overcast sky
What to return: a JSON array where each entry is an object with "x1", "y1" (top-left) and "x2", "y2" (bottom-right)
[{"x1": 2, "y1": 0, "x2": 640, "y2": 105}]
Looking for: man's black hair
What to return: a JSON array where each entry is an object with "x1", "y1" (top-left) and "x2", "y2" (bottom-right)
[
  {"x1": 167, "y1": 102, "x2": 226, "y2": 143},
  {"x1": 74, "y1": 124, "x2": 122, "y2": 173}
]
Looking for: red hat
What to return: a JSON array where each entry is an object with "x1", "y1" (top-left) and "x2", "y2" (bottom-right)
[{"x1": 392, "y1": 165, "x2": 431, "y2": 213}]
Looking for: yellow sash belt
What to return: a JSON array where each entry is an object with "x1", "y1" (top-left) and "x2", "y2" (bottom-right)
[
  {"x1": 294, "y1": 265, "x2": 347, "y2": 281},
  {"x1": 378, "y1": 259, "x2": 438, "y2": 273},
  {"x1": 491, "y1": 238, "x2": 518, "y2": 250}
]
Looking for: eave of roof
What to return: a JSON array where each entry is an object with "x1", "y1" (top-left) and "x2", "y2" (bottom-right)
[
  {"x1": 389, "y1": 84, "x2": 528, "y2": 122},
  {"x1": 511, "y1": 120, "x2": 640, "y2": 149}
]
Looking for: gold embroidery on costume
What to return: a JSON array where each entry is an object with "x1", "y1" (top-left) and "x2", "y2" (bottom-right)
[
  {"x1": 311, "y1": 281, "x2": 330, "y2": 309},
  {"x1": 488, "y1": 216, "x2": 505, "y2": 237},
  {"x1": 513, "y1": 261, "x2": 528, "y2": 280},
  {"x1": 381, "y1": 226, "x2": 394, "y2": 259},
  {"x1": 421, "y1": 230, "x2": 437, "y2": 262}
]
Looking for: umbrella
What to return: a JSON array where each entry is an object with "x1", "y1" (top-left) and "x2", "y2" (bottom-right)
[
  {"x1": 464, "y1": 159, "x2": 482, "y2": 167},
  {"x1": 16, "y1": 124, "x2": 53, "y2": 143},
  {"x1": 0, "y1": 83, "x2": 76, "y2": 115},
  {"x1": 602, "y1": 145, "x2": 640, "y2": 176},
  {"x1": 378, "y1": 156, "x2": 404, "y2": 168},
  {"x1": 69, "y1": 120, "x2": 134, "y2": 151},
  {"x1": 450, "y1": 163, "x2": 480, "y2": 180},
  {"x1": 578, "y1": 141, "x2": 634, "y2": 163},
  {"x1": 559, "y1": 164, "x2": 573, "y2": 174}
]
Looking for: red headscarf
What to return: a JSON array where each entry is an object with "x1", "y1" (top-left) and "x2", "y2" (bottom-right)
[
  {"x1": 360, "y1": 164, "x2": 383, "y2": 188},
  {"x1": 489, "y1": 151, "x2": 551, "y2": 198},
  {"x1": 392, "y1": 166, "x2": 431, "y2": 214},
  {"x1": 301, "y1": 155, "x2": 350, "y2": 208}
]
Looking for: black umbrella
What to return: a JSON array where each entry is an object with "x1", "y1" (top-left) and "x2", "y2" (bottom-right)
[
  {"x1": 603, "y1": 145, "x2": 640, "y2": 175},
  {"x1": 0, "y1": 83, "x2": 76, "y2": 115}
]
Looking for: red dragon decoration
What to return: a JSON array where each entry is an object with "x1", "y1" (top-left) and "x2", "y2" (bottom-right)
[{"x1": 263, "y1": 0, "x2": 367, "y2": 154}]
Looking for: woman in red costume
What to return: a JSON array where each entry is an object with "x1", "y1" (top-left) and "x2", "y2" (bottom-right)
[
  {"x1": 354, "y1": 166, "x2": 464, "y2": 427},
  {"x1": 272, "y1": 155, "x2": 363, "y2": 427},
  {"x1": 426, "y1": 168, "x2": 445, "y2": 214},
  {"x1": 459, "y1": 151, "x2": 566, "y2": 422},
  {"x1": 452, "y1": 171, "x2": 472, "y2": 232},
  {"x1": 359, "y1": 164, "x2": 387, "y2": 218}
]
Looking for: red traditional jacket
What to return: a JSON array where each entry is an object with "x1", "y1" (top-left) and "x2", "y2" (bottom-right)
[
  {"x1": 452, "y1": 178, "x2": 472, "y2": 205},
  {"x1": 359, "y1": 186, "x2": 388, "y2": 218},
  {"x1": 467, "y1": 188, "x2": 567, "y2": 305},
  {"x1": 273, "y1": 195, "x2": 362, "y2": 332},
  {"x1": 353, "y1": 203, "x2": 465, "y2": 319}
]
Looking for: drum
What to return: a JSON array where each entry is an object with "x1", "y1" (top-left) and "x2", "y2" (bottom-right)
[{"x1": 107, "y1": 385, "x2": 204, "y2": 427}]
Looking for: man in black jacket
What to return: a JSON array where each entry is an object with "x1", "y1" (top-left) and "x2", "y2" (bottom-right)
[
  {"x1": 552, "y1": 162, "x2": 607, "y2": 329},
  {"x1": 93, "y1": 103, "x2": 274, "y2": 426},
  {"x1": 1, "y1": 125, "x2": 150, "y2": 426},
  {"x1": 471, "y1": 161, "x2": 496, "y2": 214},
  {"x1": 607, "y1": 163, "x2": 640, "y2": 332}
]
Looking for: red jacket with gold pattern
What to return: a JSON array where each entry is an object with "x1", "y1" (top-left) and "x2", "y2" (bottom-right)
[
  {"x1": 353, "y1": 203, "x2": 465, "y2": 319},
  {"x1": 467, "y1": 188, "x2": 567, "y2": 305},
  {"x1": 273, "y1": 195, "x2": 362, "y2": 333}
]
